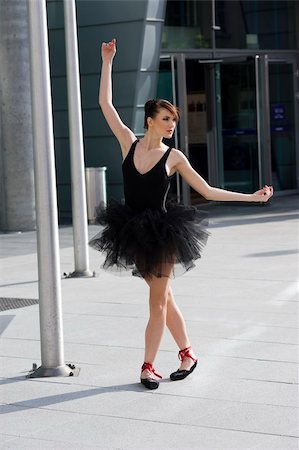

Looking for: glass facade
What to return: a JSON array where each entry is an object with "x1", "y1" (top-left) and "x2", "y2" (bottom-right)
[
  {"x1": 216, "y1": 0, "x2": 297, "y2": 50},
  {"x1": 163, "y1": 0, "x2": 297, "y2": 50},
  {"x1": 159, "y1": 0, "x2": 299, "y2": 201}
]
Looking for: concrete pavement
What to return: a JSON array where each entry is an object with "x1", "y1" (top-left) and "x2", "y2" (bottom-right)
[{"x1": 0, "y1": 195, "x2": 298, "y2": 449}]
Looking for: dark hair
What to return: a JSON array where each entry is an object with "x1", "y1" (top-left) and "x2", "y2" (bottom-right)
[{"x1": 144, "y1": 99, "x2": 179, "y2": 129}]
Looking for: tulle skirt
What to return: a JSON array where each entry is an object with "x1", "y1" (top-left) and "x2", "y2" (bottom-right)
[{"x1": 89, "y1": 200, "x2": 209, "y2": 278}]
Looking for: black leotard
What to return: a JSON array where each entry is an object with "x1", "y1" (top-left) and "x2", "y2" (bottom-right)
[
  {"x1": 89, "y1": 139, "x2": 209, "y2": 278},
  {"x1": 122, "y1": 140, "x2": 172, "y2": 212}
]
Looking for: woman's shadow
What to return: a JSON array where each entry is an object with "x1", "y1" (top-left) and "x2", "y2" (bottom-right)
[{"x1": 0, "y1": 375, "x2": 172, "y2": 415}]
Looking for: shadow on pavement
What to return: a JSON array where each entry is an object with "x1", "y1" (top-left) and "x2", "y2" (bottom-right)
[
  {"x1": 245, "y1": 249, "x2": 299, "y2": 258},
  {"x1": 209, "y1": 212, "x2": 299, "y2": 228},
  {"x1": 0, "y1": 379, "x2": 173, "y2": 414}
]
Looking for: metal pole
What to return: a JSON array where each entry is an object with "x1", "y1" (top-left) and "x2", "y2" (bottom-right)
[
  {"x1": 176, "y1": 53, "x2": 191, "y2": 205},
  {"x1": 255, "y1": 55, "x2": 263, "y2": 189},
  {"x1": 170, "y1": 55, "x2": 181, "y2": 203},
  {"x1": 211, "y1": 0, "x2": 216, "y2": 56},
  {"x1": 27, "y1": 0, "x2": 76, "y2": 377},
  {"x1": 260, "y1": 54, "x2": 272, "y2": 185},
  {"x1": 63, "y1": 0, "x2": 93, "y2": 278},
  {"x1": 211, "y1": 0, "x2": 221, "y2": 57}
]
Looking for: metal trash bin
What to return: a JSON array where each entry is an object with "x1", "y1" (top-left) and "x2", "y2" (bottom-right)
[{"x1": 85, "y1": 167, "x2": 107, "y2": 224}]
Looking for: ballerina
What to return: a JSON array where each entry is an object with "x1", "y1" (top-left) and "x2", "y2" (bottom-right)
[{"x1": 89, "y1": 38, "x2": 273, "y2": 389}]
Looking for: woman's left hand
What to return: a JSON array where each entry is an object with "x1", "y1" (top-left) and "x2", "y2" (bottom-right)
[{"x1": 251, "y1": 185, "x2": 274, "y2": 202}]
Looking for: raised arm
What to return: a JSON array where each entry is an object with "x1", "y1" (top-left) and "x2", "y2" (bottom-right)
[
  {"x1": 173, "y1": 150, "x2": 273, "y2": 202},
  {"x1": 99, "y1": 39, "x2": 135, "y2": 156}
]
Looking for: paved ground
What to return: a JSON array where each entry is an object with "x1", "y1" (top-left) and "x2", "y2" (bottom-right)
[{"x1": 0, "y1": 195, "x2": 298, "y2": 449}]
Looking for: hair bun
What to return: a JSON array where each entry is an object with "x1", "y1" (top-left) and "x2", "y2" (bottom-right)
[{"x1": 145, "y1": 99, "x2": 157, "y2": 111}]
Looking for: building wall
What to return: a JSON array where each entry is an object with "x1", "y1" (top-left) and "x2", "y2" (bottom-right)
[{"x1": 47, "y1": 0, "x2": 166, "y2": 222}]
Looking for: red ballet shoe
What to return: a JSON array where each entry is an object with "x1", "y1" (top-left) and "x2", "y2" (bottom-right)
[
  {"x1": 140, "y1": 362, "x2": 162, "y2": 390},
  {"x1": 170, "y1": 346, "x2": 198, "y2": 381}
]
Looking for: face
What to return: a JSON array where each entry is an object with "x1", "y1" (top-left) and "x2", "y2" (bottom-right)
[{"x1": 148, "y1": 108, "x2": 176, "y2": 138}]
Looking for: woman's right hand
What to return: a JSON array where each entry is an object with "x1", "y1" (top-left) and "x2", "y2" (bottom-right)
[
  {"x1": 101, "y1": 38, "x2": 116, "y2": 63},
  {"x1": 251, "y1": 185, "x2": 274, "y2": 202}
]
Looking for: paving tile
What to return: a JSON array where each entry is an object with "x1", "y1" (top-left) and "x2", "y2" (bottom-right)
[{"x1": 2, "y1": 411, "x2": 298, "y2": 450}]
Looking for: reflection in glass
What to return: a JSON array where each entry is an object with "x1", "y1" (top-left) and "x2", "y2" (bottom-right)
[
  {"x1": 185, "y1": 60, "x2": 208, "y2": 204},
  {"x1": 220, "y1": 61, "x2": 259, "y2": 193},
  {"x1": 216, "y1": 0, "x2": 296, "y2": 50},
  {"x1": 162, "y1": 0, "x2": 211, "y2": 49},
  {"x1": 157, "y1": 59, "x2": 179, "y2": 201}
]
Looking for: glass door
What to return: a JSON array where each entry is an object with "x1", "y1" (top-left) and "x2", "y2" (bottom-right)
[
  {"x1": 158, "y1": 56, "x2": 212, "y2": 205},
  {"x1": 216, "y1": 56, "x2": 298, "y2": 195},
  {"x1": 158, "y1": 53, "x2": 298, "y2": 205},
  {"x1": 216, "y1": 58, "x2": 260, "y2": 193}
]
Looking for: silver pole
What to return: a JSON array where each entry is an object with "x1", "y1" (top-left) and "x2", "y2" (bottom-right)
[
  {"x1": 260, "y1": 54, "x2": 272, "y2": 186},
  {"x1": 211, "y1": 0, "x2": 216, "y2": 54},
  {"x1": 27, "y1": 0, "x2": 76, "y2": 377},
  {"x1": 176, "y1": 53, "x2": 190, "y2": 205},
  {"x1": 170, "y1": 55, "x2": 181, "y2": 204},
  {"x1": 63, "y1": 0, "x2": 93, "y2": 278},
  {"x1": 255, "y1": 55, "x2": 263, "y2": 189}
]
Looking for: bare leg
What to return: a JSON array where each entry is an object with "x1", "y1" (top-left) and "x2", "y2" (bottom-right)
[
  {"x1": 141, "y1": 265, "x2": 172, "y2": 380},
  {"x1": 166, "y1": 286, "x2": 197, "y2": 370}
]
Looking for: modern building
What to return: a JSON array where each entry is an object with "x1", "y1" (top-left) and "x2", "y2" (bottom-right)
[
  {"x1": 1, "y1": 0, "x2": 298, "y2": 228},
  {"x1": 158, "y1": 0, "x2": 299, "y2": 205}
]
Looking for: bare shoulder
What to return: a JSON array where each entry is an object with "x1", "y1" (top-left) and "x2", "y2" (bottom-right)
[
  {"x1": 169, "y1": 148, "x2": 190, "y2": 167},
  {"x1": 166, "y1": 147, "x2": 190, "y2": 176}
]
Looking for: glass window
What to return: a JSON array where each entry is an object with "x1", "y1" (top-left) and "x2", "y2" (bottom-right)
[
  {"x1": 162, "y1": 0, "x2": 212, "y2": 49},
  {"x1": 216, "y1": 0, "x2": 297, "y2": 49}
]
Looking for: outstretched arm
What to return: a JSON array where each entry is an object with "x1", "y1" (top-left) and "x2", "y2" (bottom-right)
[
  {"x1": 99, "y1": 39, "x2": 135, "y2": 156},
  {"x1": 174, "y1": 151, "x2": 273, "y2": 202}
]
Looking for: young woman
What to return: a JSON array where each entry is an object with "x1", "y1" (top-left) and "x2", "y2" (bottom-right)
[{"x1": 89, "y1": 39, "x2": 273, "y2": 390}]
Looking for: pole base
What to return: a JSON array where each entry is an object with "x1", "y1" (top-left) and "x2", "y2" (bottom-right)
[
  {"x1": 26, "y1": 363, "x2": 80, "y2": 378},
  {"x1": 63, "y1": 270, "x2": 96, "y2": 278}
]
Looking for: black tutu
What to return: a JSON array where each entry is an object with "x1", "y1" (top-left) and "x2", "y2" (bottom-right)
[{"x1": 89, "y1": 200, "x2": 209, "y2": 278}]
